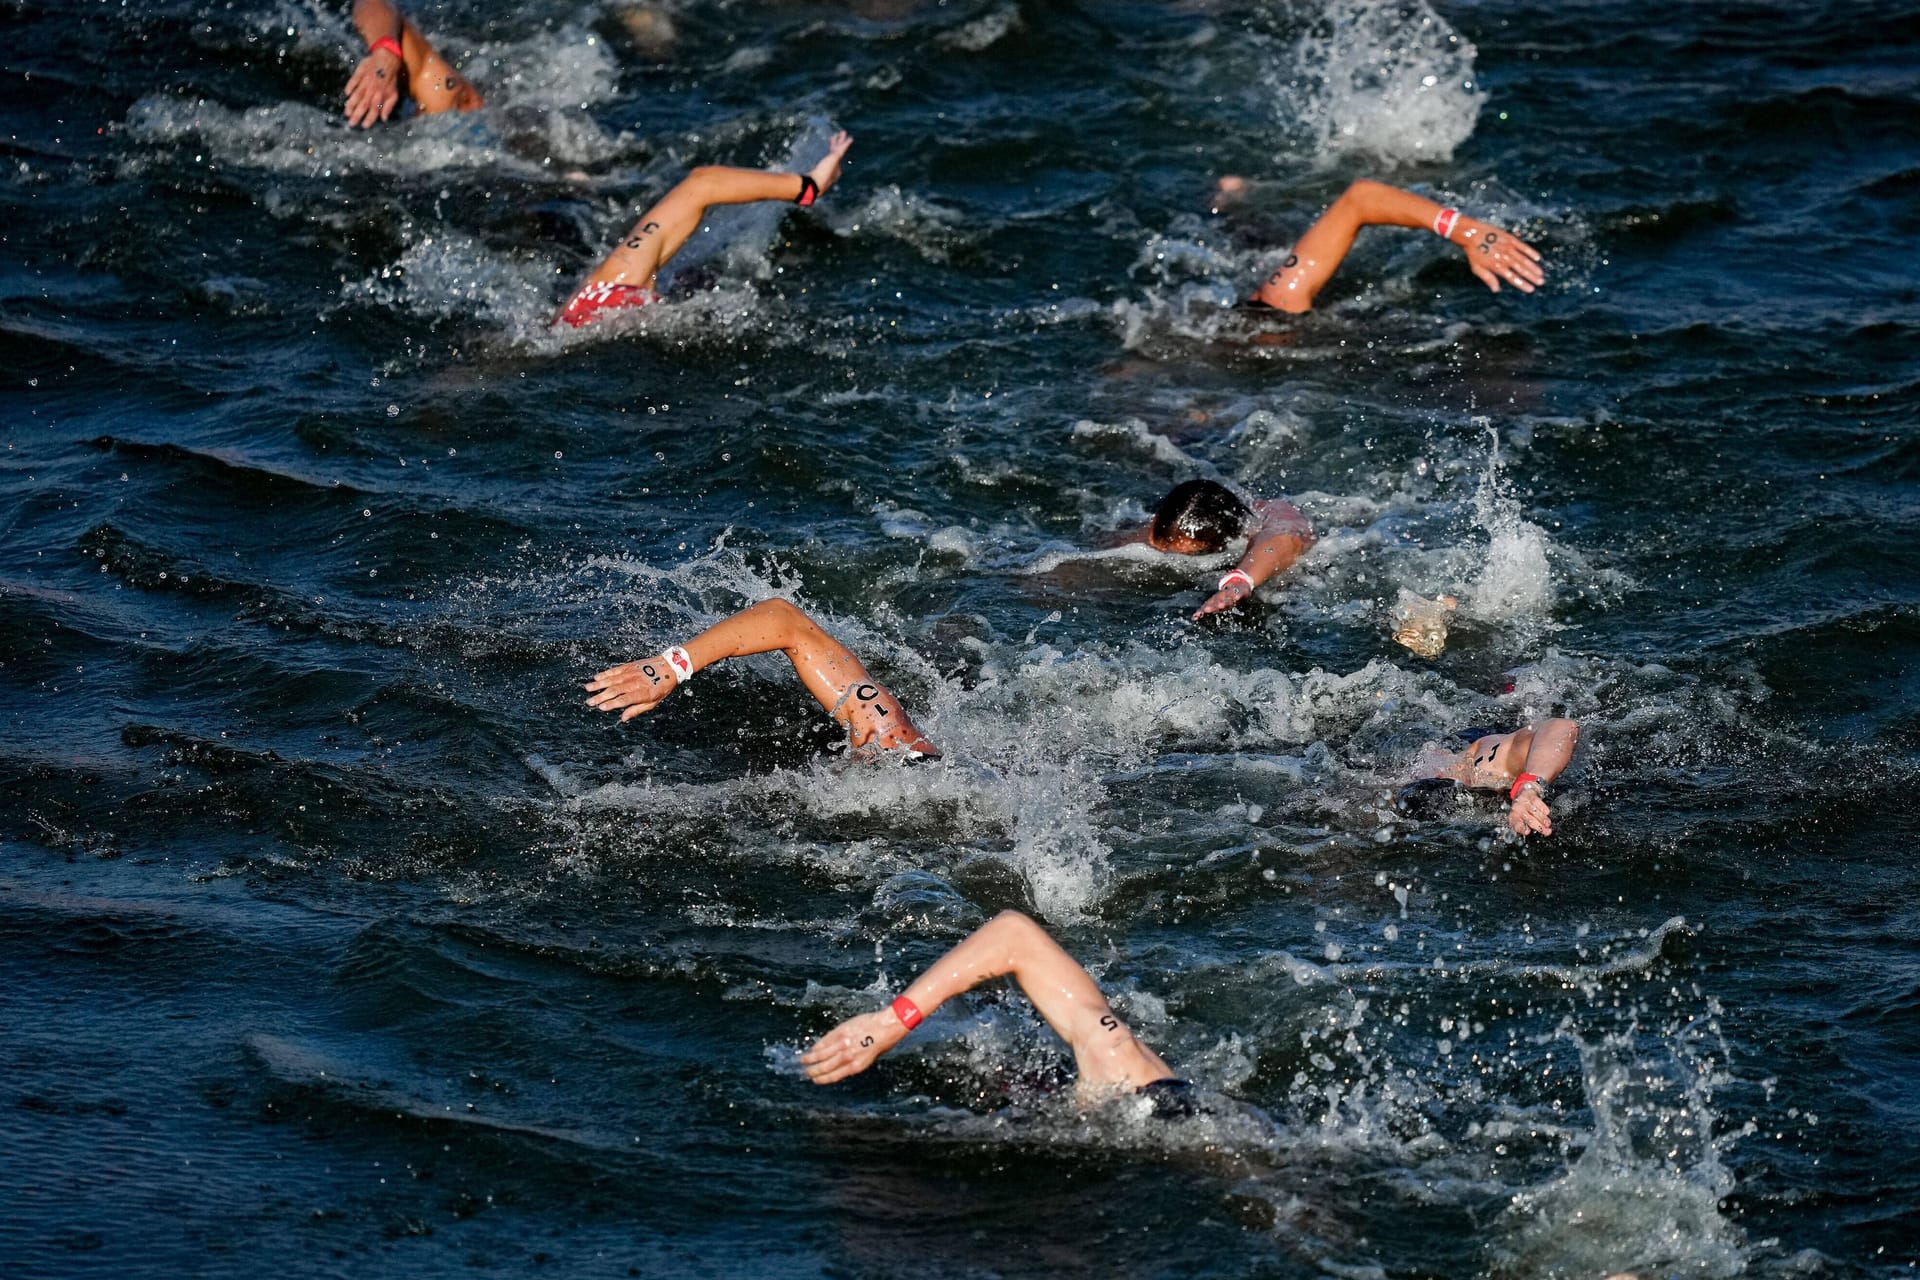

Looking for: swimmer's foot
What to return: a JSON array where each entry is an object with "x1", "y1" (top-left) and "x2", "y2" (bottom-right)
[
  {"x1": 808, "y1": 131, "x2": 854, "y2": 198},
  {"x1": 1212, "y1": 174, "x2": 1249, "y2": 213}
]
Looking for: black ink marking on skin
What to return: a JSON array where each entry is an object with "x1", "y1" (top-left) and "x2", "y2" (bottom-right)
[
  {"x1": 1099, "y1": 1013, "x2": 1120, "y2": 1032},
  {"x1": 854, "y1": 684, "x2": 879, "y2": 702},
  {"x1": 625, "y1": 237, "x2": 644, "y2": 251},
  {"x1": 642, "y1": 664, "x2": 659, "y2": 681},
  {"x1": 860, "y1": 1036, "x2": 874, "y2": 1047},
  {"x1": 1480, "y1": 232, "x2": 1499, "y2": 255},
  {"x1": 642, "y1": 221, "x2": 660, "y2": 235},
  {"x1": 1264, "y1": 254, "x2": 1301, "y2": 289}
]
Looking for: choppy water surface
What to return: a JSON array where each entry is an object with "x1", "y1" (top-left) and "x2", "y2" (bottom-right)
[{"x1": 4, "y1": 0, "x2": 1918, "y2": 1275}]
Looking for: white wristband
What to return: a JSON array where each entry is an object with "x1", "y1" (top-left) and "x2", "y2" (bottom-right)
[
  {"x1": 663, "y1": 645, "x2": 695, "y2": 684},
  {"x1": 1219, "y1": 569, "x2": 1255, "y2": 593},
  {"x1": 1433, "y1": 207, "x2": 1460, "y2": 240}
]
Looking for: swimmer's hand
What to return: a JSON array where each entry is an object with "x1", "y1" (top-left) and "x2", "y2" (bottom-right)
[
  {"x1": 345, "y1": 46, "x2": 405, "y2": 128},
  {"x1": 1507, "y1": 786, "x2": 1554, "y2": 837},
  {"x1": 837, "y1": 681, "x2": 941, "y2": 759},
  {"x1": 1454, "y1": 217, "x2": 1545, "y2": 296},
  {"x1": 584, "y1": 656, "x2": 678, "y2": 721},
  {"x1": 800, "y1": 1008, "x2": 908, "y2": 1085},
  {"x1": 1192, "y1": 577, "x2": 1252, "y2": 620}
]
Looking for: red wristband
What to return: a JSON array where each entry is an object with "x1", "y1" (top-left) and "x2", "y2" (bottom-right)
[
  {"x1": 890, "y1": 995, "x2": 923, "y2": 1031},
  {"x1": 1219, "y1": 568, "x2": 1255, "y2": 593},
  {"x1": 1509, "y1": 773, "x2": 1543, "y2": 800},
  {"x1": 1433, "y1": 207, "x2": 1460, "y2": 240},
  {"x1": 369, "y1": 36, "x2": 404, "y2": 62}
]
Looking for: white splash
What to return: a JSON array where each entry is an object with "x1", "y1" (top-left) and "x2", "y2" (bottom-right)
[
  {"x1": 1277, "y1": 0, "x2": 1485, "y2": 166},
  {"x1": 1465, "y1": 426, "x2": 1555, "y2": 623}
]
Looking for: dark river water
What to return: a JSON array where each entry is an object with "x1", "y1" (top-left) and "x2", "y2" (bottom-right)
[{"x1": 4, "y1": 0, "x2": 1919, "y2": 1275}]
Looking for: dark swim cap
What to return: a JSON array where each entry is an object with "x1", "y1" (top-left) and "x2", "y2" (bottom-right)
[
  {"x1": 1151, "y1": 480, "x2": 1250, "y2": 553},
  {"x1": 1394, "y1": 778, "x2": 1462, "y2": 821}
]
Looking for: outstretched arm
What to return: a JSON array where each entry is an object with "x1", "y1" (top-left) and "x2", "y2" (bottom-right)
[
  {"x1": 583, "y1": 598, "x2": 937, "y2": 756},
  {"x1": 1193, "y1": 498, "x2": 1315, "y2": 619},
  {"x1": 566, "y1": 132, "x2": 853, "y2": 304},
  {"x1": 1504, "y1": 718, "x2": 1579, "y2": 837},
  {"x1": 800, "y1": 911, "x2": 1175, "y2": 1093},
  {"x1": 1251, "y1": 179, "x2": 1544, "y2": 313}
]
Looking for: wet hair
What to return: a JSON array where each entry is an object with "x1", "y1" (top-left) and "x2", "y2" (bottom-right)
[
  {"x1": 1394, "y1": 778, "x2": 1462, "y2": 821},
  {"x1": 1151, "y1": 480, "x2": 1251, "y2": 553}
]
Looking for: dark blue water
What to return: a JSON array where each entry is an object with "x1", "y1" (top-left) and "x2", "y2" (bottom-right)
[{"x1": 4, "y1": 0, "x2": 1919, "y2": 1275}]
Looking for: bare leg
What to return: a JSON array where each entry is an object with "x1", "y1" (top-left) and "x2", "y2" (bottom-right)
[{"x1": 573, "y1": 131, "x2": 853, "y2": 293}]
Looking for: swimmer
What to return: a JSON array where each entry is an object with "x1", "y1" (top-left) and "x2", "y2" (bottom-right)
[
  {"x1": 1397, "y1": 717, "x2": 1580, "y2": 837},
  {"x1": 584, "y1": 597, "x2": 938, "y2": 759},
  {"x1": 555, "y1": 132, "x2": 854, "y2": 328},
  {"x1": 343, "y1": 0, "x2": 483, "y2": 129},
  {"x1": 1144, "y1": 479, "x2": 1314, "y2": 620},
  {"x1": 1219, "y1": 177, "x2": 1545, "y2": 313},
  {"x1": 802, "y1": 910, "x2": 1198, "y2": 1117}
]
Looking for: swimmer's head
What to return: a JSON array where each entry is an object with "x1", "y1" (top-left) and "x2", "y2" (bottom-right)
[
  {"x1": 1149, "y1": 480, "x2": 1249, "y2": 555},
  {"x1": 1394, "y1": 777, "x2": 1462, "y2": 821}
]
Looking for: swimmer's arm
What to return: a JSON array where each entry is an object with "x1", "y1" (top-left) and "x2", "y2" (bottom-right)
[
  {"x1": 1193, "y1": 498, "x2": 1314, "y2": 619},
  {"x1": 801, "y1": 911, "x2": 1165, "y2": 1088},
  {"x1": 1506, "y1": 718, "x2": 1579, "y2": 836},
  {"x1": 1517, "y1": 718, "x2": 1579, "y2": 783},
  {"x1": 345, "y1": 0, "x2": 406, "y2": 127},
  {"x1": 584, "y1": 599, "x2": 930, "y2": 751},
  {"x1": 585, "y1": 598, "x2": 861, "y2": 720},
  {"x1": 1252, "y1": 180, "x2": 1544, "y2": 312}
]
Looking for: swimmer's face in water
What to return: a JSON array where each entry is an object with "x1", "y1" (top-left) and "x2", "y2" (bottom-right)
[{"x1": 1146, "y1": 529, "x2": 1212, "y2": 556}]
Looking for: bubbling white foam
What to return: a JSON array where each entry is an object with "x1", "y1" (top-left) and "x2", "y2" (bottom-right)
[
  {"x1": 1489, "y1": 1018, "x2": 1751, "y2": 1279},
  {"x1": 1464, "y1": 424, "x2": 1556, "y2": 624},
  {"x1": 1277, "y1": 0, "x2": 1485, "y2": 166},
  {"x1": 340, "y1": 230, "x2": 557, "y2": 331}
]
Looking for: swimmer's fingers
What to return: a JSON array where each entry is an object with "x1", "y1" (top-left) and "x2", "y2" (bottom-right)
[
  {"x1": 1507, "y1": 232, "x2": 1544, "y2": 264},
  {"x1": 1496, "y1": 240, "x2": 1546, "y2": 289},
  {"x1": 1507, "y1": 792, "x2": 1553, "y2": 836},
  {"x1": 344, "y1": 55, "x2": 402, "y2": 128},
  {"x1": 583, "y1": 659, "x2": 676, "y2": 718},
  {"x1": 1462, "y1": 223, "x2": 1545, "y2": 295},
  {"x1": 1192, "y1": 580, "x2": 1251, "y2": 620},
  {"x1": 801, "y1": 1011, "x2": 900, "y2": 1084}
]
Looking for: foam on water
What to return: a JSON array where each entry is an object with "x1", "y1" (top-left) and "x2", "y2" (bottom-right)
[
  {"x1": 1489, "y1": 1018, "x2": 1752, "y2": 1278},
  {"x1": 1273, "y1": 0, "x2": 1485, "y2": 166},
  {"x1": 340, "y1": 230, "x2": 559, "y2": 331},
  {"x1": 835, "y1": 185, "x2": 971, "y2": 264},
  {"x1": 123, "y1": 20, "x2": 629, "y2": 180},
  {"x1": 1464, "y1": 425, "x2": 1557, "y2": 625}
]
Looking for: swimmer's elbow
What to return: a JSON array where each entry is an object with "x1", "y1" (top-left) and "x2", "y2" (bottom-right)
[
  {"x1": 757, "y1": 597, "x2": 815, "y2": 633},
  {"x1": 1339, "y1": 178, "x2": 1395, "y2": 213},
  {"x1": 984, "y1": 910, "x2": 1043, "y2": 959},
  {"x1": 747, "y1": 597, "x2": 820, "y2": 650}
]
